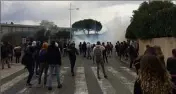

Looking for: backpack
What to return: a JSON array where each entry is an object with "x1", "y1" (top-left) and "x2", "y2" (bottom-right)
[
  {"x1": 94, "y1": 46, "x2": 103, "y2": 62},
  {"x1": 39, "y1": 49, "x2": 47, "y2": 62}
]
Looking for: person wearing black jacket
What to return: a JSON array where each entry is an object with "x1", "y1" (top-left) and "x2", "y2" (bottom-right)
[
  {"x1": 82, "y1": 41, "x2": 87, "y2": 57},
  {"x1": 102, "y1": 42, "x2": 108, "y2": 63},
  {"x1": 129, "y1": 45, "x2": 138, "y2": 68},
  {"x1": 1, "y1": 42, "x2": 11, "y2": 69},
  {"x1": 22, "y1": 42, "x2": 35, "y2": 87},
  {"x1": 47, "y1": 41, "x2": 62, "y2": 91},
  {"x1": 67, "y1": 43, "x2": 79, "y2": 76}
]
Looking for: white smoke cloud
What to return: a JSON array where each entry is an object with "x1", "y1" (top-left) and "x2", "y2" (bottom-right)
[
  {"x1": 73, "y1": 14, "x2": 131, "y2": 45},
  {"x1": 73, "y1": 3, "x2": 139, "y2": 45}
]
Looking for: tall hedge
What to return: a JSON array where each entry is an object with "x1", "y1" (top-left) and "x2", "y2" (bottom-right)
[{"x1": 125, "y1": 1, "x2": 176, "y2": 40}]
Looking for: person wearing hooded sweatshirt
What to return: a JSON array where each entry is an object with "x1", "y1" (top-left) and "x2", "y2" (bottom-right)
[
  {"x1": 38, "y1": 42, "x2": 48, "y2": 86},
  {"x1": 67, "y1": 43, "x2": 79, "y2": 76},
  {"x1": 93, "y1": 41, "x2": 108, "y2": 79},
  {"x1": 47, "y1": 41, "x2": 62, "y2": 90}
]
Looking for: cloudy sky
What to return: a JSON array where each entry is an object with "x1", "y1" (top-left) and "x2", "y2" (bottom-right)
[
  {"x1": 1, "y1": 1, "x2": 145, "y2": 41},
  {"x1": 1, "y1": 1, "x2": 143, "y2": 27}
]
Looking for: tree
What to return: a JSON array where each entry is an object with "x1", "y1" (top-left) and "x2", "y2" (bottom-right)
[
  {"x1": 40, "y1": 20, "x2": 59, "y2": 33},
  {"x1": 34, "y1": 28, "x2": 49, "y2": 42},
  {"x1": 72, "y1": 19, "x2": 102, "y2": 36},
  {"x1": 39, "y1": 20, "x2": 60, "y2": 42},
  {"x1": 126, "y1": 1, "x2": 175, "y2": 39},
  {"x1": 53, "y1": 31, "x2": 70, "y2": 40}
]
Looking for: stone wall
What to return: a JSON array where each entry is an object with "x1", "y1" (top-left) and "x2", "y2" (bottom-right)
[{"x1": 138, "y1": 37, "x2": 176, "y2": 62}]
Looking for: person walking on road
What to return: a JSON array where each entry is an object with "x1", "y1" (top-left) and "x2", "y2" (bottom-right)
[
  {"x1": 22, "y1": 42, "x2": 35, "y2": 87},
  {"x1": 79, "y1": 42, "x2": 82, "y2": 55},
  {"x1": 129, "y1": 44, "x2": 137, "y2": 68},
  {"x1": 38, "y1": 42, "x2": 49, "y2": 86},
  {"x1": 87, "y1": 42, "x2": 92, "y2": 59},
  {"x1": 47, "y1": 41, "x2": 62, "y2": 90},
  {"x1": 102, "y1": 42, "x2": 108, "y2": 63},
  {"x1": 82, "y1": 41, "x2": 87, "y2": 57},
  {"x1": 67, "y1": 43, "x2": 79, "y2": 76},
  {"x1": 93, "y1": 41, "x2": 107, "y2": 79},
  {"x1": 14, "y1": 46, "x2": 22, "y2": 63},
  {"x1": 1, "y1": 42, "x2": 11, "y2": 69}
]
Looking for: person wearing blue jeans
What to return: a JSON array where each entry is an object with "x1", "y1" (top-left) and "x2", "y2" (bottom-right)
[
  {"x1": 48, "y1": 65, "x2": 61, "y2": 88},
  {"x1": 47, "y1": 41, "x2": 62, "y2": 90}
]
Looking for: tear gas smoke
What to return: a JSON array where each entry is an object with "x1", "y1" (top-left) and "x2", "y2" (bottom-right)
[{"x1": 73, "y1": 15, "x2": 130, "y2": 46}]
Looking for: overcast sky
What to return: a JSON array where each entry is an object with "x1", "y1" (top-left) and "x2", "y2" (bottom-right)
[
  {"x1": 1, "y1": 1, "x2": 143, "y2": 27},
  {"x1": 1, "y1": 1, "x2": 145, "y2": 41}
]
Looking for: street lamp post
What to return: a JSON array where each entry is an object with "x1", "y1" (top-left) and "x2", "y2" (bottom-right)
[{"x1": 69, "y1": 3, "x2": 79, "y2": 41}]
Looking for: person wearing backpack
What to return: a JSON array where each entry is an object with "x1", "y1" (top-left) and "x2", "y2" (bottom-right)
[
  {"x1": 93, "y1": 41, "x2": 108, "y2": 79},
  {"x1": 38, "y1": 42, "x2": 48, "y2": 86}
]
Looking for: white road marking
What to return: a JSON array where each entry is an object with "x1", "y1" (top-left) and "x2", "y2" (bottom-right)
[
  {"x1": 1, "y1": 72, "x2": 28, "y2": 93},
  {"x1": 91, "y1": 67, "x2": 116, "y2": 94},
  {"x1": 74, "y1": 67, "x2": 88, "y2": 94},
  {"x1": 46, "y1": 67, "x2": 69, "y2": 94},
  {"x1": 17, "y1": 67, "x2": 69, "y2": 94},
  {"x1": 17, "y1": 78, "x2": 38, "y2": 94},
  {"x1": 120, "y1": 66, "x2": 137, "y2": 78},
  {"x1": 18, "y1": 88, "x2": 27, "y2": 94},
  {"x1": 107, "y1": 66, "x2": 133, "y2": 94}
]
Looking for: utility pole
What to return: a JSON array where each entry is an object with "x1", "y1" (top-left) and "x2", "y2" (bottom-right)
[
  {"x1": 69, "y1": 3, "x2": 72, "y2": 41},
  {"x1": 69, "y1": 3, "x2": 79, "y2": 42}
]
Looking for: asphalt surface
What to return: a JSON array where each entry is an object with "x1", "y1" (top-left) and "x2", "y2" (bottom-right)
[{"x1": 1, "y1": 54, "x2": 137, "y2": 94}]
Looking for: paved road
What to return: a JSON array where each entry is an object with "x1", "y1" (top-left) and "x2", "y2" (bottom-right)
[{"x1": 1, "y1": 55, "x2": 137, "y2": 94}]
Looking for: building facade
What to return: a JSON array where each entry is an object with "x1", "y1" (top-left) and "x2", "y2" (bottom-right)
[
  {"x1": 0, "y1": 23, "x2": 41, "y2": 34},
  {"x1": 0, "y1": 23, "x2": 75, "y2": 43}
]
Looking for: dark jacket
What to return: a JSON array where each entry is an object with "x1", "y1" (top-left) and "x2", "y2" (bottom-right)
[
  {"x1": 47, "y1": 45, "x2": 61, "y2": 65},
  {"x1": 1, "y1": 45, "x2": 8, "y2": 58},
  {"x1": 23, "y1": 45, "x2": 35, "y2": 66},
  {"x1": 167, "y1": 57, "x2": 176, "y2": 75},
  {"x1": 134, "y1": 80, "x2": 142, "y2": 94},
  {"x1": 82, "y1": 42, "x2": 87, "y2": 51},
  {"x1": 68, "y1": 47, "x2": 79, "y2": 58}
]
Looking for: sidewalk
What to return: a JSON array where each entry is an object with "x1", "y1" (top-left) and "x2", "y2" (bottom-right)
[
  {"x1": 0, "y1": 62, "x2": 26, "y2": 85},
  {"x1": 0, "y1": 63, "x2": 25, "y2": 80}
]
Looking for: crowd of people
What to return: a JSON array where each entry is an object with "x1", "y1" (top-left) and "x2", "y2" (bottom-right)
[
  {"x1": 1, "y1": 42, "x2": 22, "y2": 69},
  {"x1": 19, "y1": 40, "x2": 113, "y2": 90},
  {"x1": 2, "y1": 39, "x2": 176, "y2": 93}
]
